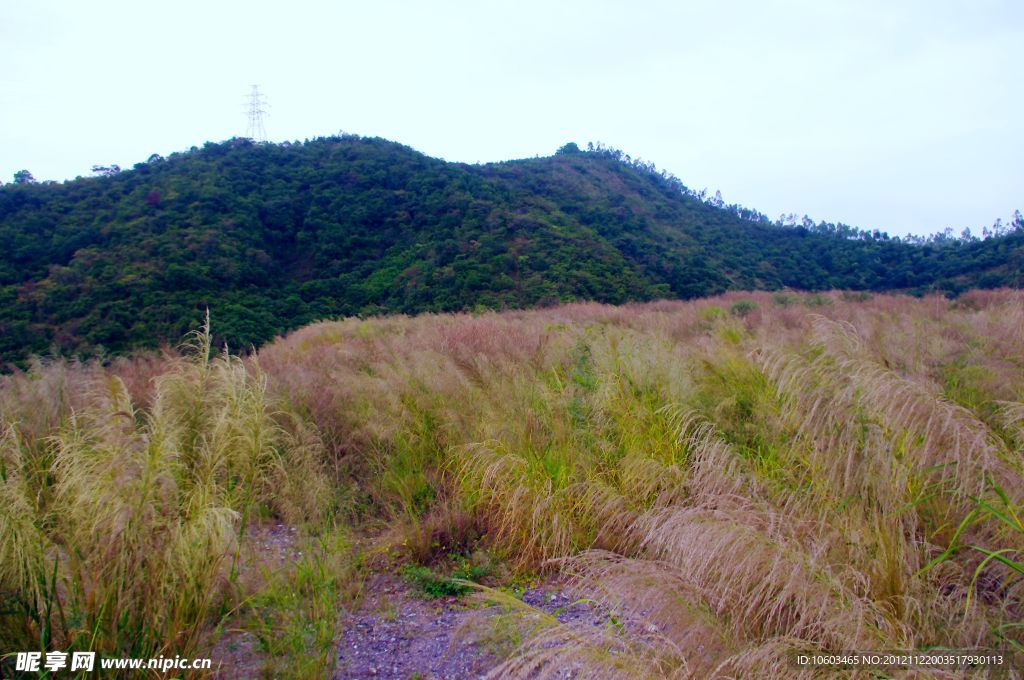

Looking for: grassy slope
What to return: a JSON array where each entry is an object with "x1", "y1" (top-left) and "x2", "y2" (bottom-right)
[
  {"x1": 2, "y1": 136, "x2": 1021, "y2": 366},
  {"x1": 2, "y1": 290, "x2": 1024, "y2": 677}
]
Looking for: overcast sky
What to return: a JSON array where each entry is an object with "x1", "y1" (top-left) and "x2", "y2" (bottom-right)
[{"x1": 2, "y1": 0, "x2": 1021, "y2": 237}]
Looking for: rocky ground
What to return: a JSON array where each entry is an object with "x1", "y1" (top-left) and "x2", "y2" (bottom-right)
[
  {"x1": 211, "y1": 523, "x2": 303, "y2": 679},
  {"x1": 334, "y1": 573, "x2": 606, "y2": 679},
  {"x1": 212, "y1": 523, "x2": 613, "y2": 679}
]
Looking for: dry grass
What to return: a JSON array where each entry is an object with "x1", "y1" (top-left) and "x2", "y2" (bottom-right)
[
  {"x1": 3, "y1": 290, "x2": 1024, "y2": 676},
  {"x1": 0, "y1": 319, "x2": 345, "y2": 675},
  {"x1": 255, "y1": 291, "x2": 1024, "y2": 675}
]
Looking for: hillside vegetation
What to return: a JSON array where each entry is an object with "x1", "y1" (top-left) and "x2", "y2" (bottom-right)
[
  {"x1": 2, "y1": 291, "x2": 1023, "y2": 677},
  {"x1": 2, "y1": 135, "x2": 1022, "y2": 365}
]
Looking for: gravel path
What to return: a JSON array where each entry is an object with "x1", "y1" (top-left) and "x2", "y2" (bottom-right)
[
  {"x1": 334, "y1": 573, "x2": 604, "y2": 679},
  {"x1": 212, "y1": 522, "x2": 300, "y2": 679},
  {"x1": 211, "y1": 523, "x2": 613, "y2": 679}
]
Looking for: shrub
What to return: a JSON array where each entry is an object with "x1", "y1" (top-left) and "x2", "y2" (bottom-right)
[
  {"x1": 772, "y1": 292, "x2": 796, "y2": 306},
  {"x1": 802, "y1": 293, "x2": 833, "y2": 306},
  {"x1": 841, "y1": 290, "x2": 872, "y2": 302},
  {"x1": 700, "y1": 305, "x2": 726, "y2": 322},
  {"x1": 729, "y1": 299, "x2": 758, "y2": 317}
]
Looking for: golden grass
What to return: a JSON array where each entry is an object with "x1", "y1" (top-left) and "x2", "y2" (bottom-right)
[
  {"x1": 0, "y1": 319, "x2": 340, "y2": 673},
  {"x1": 3, "y1": 290, "x2": 1024, "y2": 676}
]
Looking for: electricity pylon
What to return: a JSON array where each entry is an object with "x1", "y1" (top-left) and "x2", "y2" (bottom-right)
[{"x1": 245, "y1": 85, "x2": 268, "y2": 142}]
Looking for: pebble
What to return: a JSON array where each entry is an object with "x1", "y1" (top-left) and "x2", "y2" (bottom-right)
[{"x1": 334, "y1": 573, "x2": 613, "y2": 679}]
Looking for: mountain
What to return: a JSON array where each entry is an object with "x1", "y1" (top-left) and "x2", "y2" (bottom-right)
[{"x1": 1, "y1": 135, "x2": 1021, "y2": 365}]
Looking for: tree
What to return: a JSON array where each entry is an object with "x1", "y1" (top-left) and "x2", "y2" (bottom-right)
[
  {"x1": 91, "y1": 165, "x2": 121, "y2": 177},
  {"x1": 13, "y1": 169, "x2": 35, "y2": 184}
]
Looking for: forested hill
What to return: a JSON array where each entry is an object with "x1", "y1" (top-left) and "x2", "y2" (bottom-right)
[{"x1": 1, "y1": 135, "x2": 1022, "y2": 365}]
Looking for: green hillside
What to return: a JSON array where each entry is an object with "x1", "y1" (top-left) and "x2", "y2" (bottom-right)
[{"x1": 1, "y1": 135, "x2": 1021, "y2": 364}]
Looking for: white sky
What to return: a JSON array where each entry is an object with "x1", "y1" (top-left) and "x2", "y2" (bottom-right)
[{"x1": 2, "y1": 0, "x2": 1021, "y2": 237}]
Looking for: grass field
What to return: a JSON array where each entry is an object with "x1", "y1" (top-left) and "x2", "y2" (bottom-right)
[{"x1": 3, "y1": 290, "x2": 1023, "y2": 677}]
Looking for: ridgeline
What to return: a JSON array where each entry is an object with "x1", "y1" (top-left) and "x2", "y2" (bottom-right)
[{"x1": 1, "y1": 135, "x2": 1021, "y2": 364}]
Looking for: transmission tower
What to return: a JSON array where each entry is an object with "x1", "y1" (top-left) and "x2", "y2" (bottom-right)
[{"x1": 245, "y1": 85, "x2": 268, "y2": 142}]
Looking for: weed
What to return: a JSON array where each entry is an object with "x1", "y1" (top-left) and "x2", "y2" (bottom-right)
[
  {"x1": 802, "y1": 293, "x2": 833, "y2": 307},
  {"x1": 772, "y1": 292, "x2": 796, "y2": 306},
  {"x1": 401, "y1": 555, "x2": 489, "y2": 599},
  {"x1": 245, "y1": 526, "x2": 362, "y2": 678},
  {"x1": 729, "y1": 299, "x2": 758, "y2": 317}
]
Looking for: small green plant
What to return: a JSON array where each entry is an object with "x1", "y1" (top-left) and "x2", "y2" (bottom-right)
[
  {"x1": 729, "y1": 300, "x2": 758, "y2": 317},
  {"x1": 923, "y1": 484, "x2": 1024, "y2": 646},
  {"x1": 247, "y1": 527, "x2": 363, "y2": 678},
  {"x1": 401, "y1": 555, "x2": 489, "y2": 599},
  {"x1": 452, "y1": 554, "x2": 491, "y2": 583},
  {"x1": 402, "y1": 564, "x2": 469, "y2": 598},
  {"x1": 377, "y1": 598, "x2": 400, "y2": 622},
  {"x1": 841, "y1": 290, "x2": 872, "y2": 302},
  {"x1": 700, "y1": 305, "x2": 726, "y2": 322},
  {"x1": 772, "y1": 292, "x2": 796, "y2": 306},
  {"x1": 802, "y1": 293, "x2": 833, "y2": 307},
  {"x1": 570, "y1": 339, "x2": 599, "y2": 391}
]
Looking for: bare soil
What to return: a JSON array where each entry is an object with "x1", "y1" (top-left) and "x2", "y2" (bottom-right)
[
  {"x1": 213, "y1": 523, "x2": 611, "y2": 679},
  {"x1": 212, "y1": 522, "x2": 301, "y2": 679},
  {"x1": 334, "y1": 573, "x2": 604, "y2": 679}
]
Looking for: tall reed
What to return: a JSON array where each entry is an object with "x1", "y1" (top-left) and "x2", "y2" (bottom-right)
[{"x1": 0, "y1": 320, "x2": 330, "y2": 668}]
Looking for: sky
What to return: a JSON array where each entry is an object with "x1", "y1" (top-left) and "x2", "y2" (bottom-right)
[{"x1": 2, "y1": 0, "x2": 1021, "y2": 237}]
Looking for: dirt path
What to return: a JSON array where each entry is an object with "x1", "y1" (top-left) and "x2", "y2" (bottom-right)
[
  {"x1": 334, "y1": 573, "x2": 604, "y2": 679},
  {"x1": 212, "y1": 523, "x2": 612, "y2": 678}
]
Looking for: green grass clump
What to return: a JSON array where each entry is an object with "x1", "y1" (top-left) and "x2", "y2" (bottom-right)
[
  {"x1": 772, "y1": 291, "x2": 796, "y2": 306},
  {"x1": 802, "y1": 292, "x2": 834, "y2": 306},
  {"x1": 245, "y1": 526, "x2": 363, "y2": 678},
  {"x1": 699, "y1": 305, "x2": 726, "y2": 323},
  {"x1": 729, "y1": 299, "x2": 758, "y2": 317},
  {"x1": 400, "y1": 555, "x2": 490, "y2": 599},
  {"x1": 401, "y1": 564, "x2": 469, "y2": 598}
]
